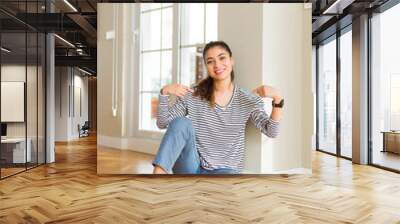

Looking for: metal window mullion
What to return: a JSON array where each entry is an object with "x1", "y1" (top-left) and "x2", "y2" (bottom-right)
[
  {"x1": 59, "y1": 67, "x2": 62, "y2": 117},
  {"x1": 159, "y1": 8, "x2": 163, "y2": 92},
  {"x1": 36, "y1": 25, "x2": 39, "y2": 167},
  {"x1": 68, "y1": 69, "x2": 71, "y2": 118},
  {"x1": 316, "y1": 45, "x2": 320, "y2": 150},
  {"x1": 142, "y1": 48, "x2": 172, "y2": 53},
  {"x1": 336, "y1": 31, "x2": 341, "y2": 157},
  {"x1": 172, "y1": 3, "x2": 179, "y2": 84},
  {"x1": 44, "y1": 15, "x2": 47, "y2": 164},
  {"x1": 367, "y1": 12, "x2": 373, "y2": 165},
  {"x1": 180, "y1": 43, "x2": 205, "y2": 49},
  {"x1": 203, "y1": 3, "x2": 206, "y2": 43},
  {"x1": 25, "y1": 4, "x2": 28, "y2": 170},
  {"x1": 72, "y1": 68, "x2": 75, "y2": 118},
  {"x1": 140, "y1": 91, "x2": 161, "y2": 94}
]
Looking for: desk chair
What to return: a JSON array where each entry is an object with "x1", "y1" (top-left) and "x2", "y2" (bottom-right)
[{"x1": 79, "y1": 121, "x2": 90, "y2": 138}]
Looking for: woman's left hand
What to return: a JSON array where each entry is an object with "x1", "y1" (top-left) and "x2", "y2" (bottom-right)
[{"x1": 252, "y1": 85, "x2": 282, "y2": 101}]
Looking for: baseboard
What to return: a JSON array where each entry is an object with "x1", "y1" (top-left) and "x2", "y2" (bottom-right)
[
  {"x1": 97, "y1": 135, "x2": 159, "y2": 155},
  {"x1": 55, "y1": 134, "x2": 79, "y2": 142}
]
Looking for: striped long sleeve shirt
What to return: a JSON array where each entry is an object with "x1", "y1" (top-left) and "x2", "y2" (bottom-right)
[{"x1": 156, "y1": 85, "x2": 280, "y2": 171}]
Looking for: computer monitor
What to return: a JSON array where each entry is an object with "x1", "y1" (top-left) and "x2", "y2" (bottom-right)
[{"x1": 1, "y1": 123, "x2": 7, "y2": 137}]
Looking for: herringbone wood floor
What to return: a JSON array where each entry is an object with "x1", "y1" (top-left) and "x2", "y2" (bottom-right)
[{"x1": 1, "y1": 135, "x2": 400, "y2": 223}]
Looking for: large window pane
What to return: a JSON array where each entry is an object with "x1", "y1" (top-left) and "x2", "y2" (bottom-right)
[
  {"x1": 141, "y1": 10, "x2": 161, "y2": 51},
  {"x1": 161, "y1": 8, "x2": 173, "y2": 49},
  {"x1": 340, "y1": 30, "x2": 352, "y2": 158},
  {"x1": 180, "y1": 47, "x2": 197, "y2": 87},
  {"x1": 180, "y1": 4, "x2": 205, "y2": 46},
  {"x1": 390, "y1": 75, "x2": 400, "y2": 130},
  {"x1": 140, "y1": 93, "x2": 159, "y2": 131},
  {"x1": 318, "y1": 38, "x2": 337, "y2": 154},
  {"x1": 161, "y1": 50, "x2": 172, "y2": 88},
  {"x1": 142, "y1": 52, "x2": 161, "y2": 92},
  {"x1": 371, "y1": 4, "x2": 400, "y2": 171}
]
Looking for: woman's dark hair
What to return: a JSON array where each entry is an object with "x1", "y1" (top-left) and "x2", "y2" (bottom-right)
[{"x1": 193, "y1": 41, "x2": 235, "y2": 107}]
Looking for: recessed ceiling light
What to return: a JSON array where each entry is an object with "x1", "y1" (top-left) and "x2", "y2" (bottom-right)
[
  {"x1": 77, "y1": 67, "x2": 93, "y2": 76},
  {"x1": 54, "y1": 34, "x2": 75, "y2": 48},
  {"x1": 1, "y1": 47, "x2": 11, "y2": 53},
  {"x1": 63, "y1": 0, "x2": 78, "y2": 12},
  {"x1": 322, "y1": 0, "x2": 354, "y2": 15}
]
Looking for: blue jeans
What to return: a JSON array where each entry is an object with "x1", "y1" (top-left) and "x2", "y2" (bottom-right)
[{"x1": 152, "y1": 117, "x2": 239, "y2": 174}]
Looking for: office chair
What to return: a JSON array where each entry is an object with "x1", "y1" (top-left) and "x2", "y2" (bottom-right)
[{"x1": 79, "y1": 121, "x2": 90, "y2": 138}]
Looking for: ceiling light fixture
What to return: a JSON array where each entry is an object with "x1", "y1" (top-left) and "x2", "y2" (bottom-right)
[
  {"x1": 63, "y1": 0, "x2": 78, "y2": 12},
  {"x1": 323, "y1": 0, "x2": 342, "y2": 14},
  {"x1": 78, "y1": 67, "x2": 93, "y2": 76},
  {"x1": 54, "y1": 34, "x2": 75, "y2": 48},
  {"x1": 322, "y1": 0, "x2": 354, "y2": 15},
  {"x1": 1, "y1": 47, "x2": 11, "y2": 53}
]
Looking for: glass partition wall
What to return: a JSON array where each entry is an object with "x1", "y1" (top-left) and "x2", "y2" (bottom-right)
[
  {"x1": 316, "y1": 27, "x2": 352, "y2": 159},
  {"x1": 317, "y1": 36, "x2": 337, "y2": 155},
  {"x1": 0, "y1": 2, "x2": 46, "y2": 179}
]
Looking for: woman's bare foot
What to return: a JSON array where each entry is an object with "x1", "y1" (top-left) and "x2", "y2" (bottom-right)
[{"x1": 153, "y1": 165, "x2": 168, "y2": 174}]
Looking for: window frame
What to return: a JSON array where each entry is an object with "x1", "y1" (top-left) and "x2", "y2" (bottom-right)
[
  {"x1": 315, "y1": 24, "x2": 353, "y2": 161},
  {"x1": 136, "y1": 3, "x2": 217, "y2": 139}
]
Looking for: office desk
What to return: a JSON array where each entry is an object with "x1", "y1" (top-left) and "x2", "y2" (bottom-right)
[
  {"x1": 382, "y1": 131, "x2": 400, "y2": 154},
  {"x1": 1, "y1": 138, "x2": 31, "y2": 163}
]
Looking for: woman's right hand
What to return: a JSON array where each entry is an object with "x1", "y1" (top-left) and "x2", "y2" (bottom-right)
[{"x1": 161, "y1": 84, "x2": 193, "y2": 97}]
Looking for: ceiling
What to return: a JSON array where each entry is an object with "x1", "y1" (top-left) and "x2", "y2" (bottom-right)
[
  {"x1": 0, "y1": 0, "x2": 395, "y2": 75},
  {"x1": 1, "y1": 0, "x2": 97, "y2": 74}
]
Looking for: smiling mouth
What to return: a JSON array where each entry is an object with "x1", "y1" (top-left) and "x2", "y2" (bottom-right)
[{"x1": 215, "y1": 69, "x2": 225, "y2": 75}]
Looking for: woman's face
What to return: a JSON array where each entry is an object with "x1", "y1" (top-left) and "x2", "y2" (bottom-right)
[{"x1": 204, "y1": 46, "x2": 234, "y2": 82}]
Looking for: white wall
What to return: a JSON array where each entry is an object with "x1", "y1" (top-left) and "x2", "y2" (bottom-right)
[
  {"x1": 262, "y1": 4, "x2": 312, "y2": 173},
  {"x1": 218, "y1": 4, "x2": 264, "y2": 172},
  {"x1": 54, "y1": 67, "x2": 89, "y2": 141},
  {"x1": 55, "y1": 67, "x2": 69, "y2": 141},
  {"x1": 219, "y1": 3, "x2": 312, "y2": 173}
]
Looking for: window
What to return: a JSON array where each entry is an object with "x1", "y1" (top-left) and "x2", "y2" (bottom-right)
[
  {"x1": 139, "y1": 4, "x2": 173, "y2": 132},
  {"x1": 139, "y1": 3, "x2": 218, "y2": 132},
  {"x1": 339, "y1": 28, "x2": 352, "y2": 158},
  {"x1": 371, "y1": 2, "x2": 400, "y2": 171},
  {"x1": 316, "y1": 27, "x2": 353, "y2": 159},
  {"x1": 179, "y1": 4, "x2": 218, "y2": 86},
  {"x1": 317, "y1": 37, "x2": 337, "y2": 154},
  {"x1": 390, "y1": 74, "x2": 400, "y2": 130}
]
